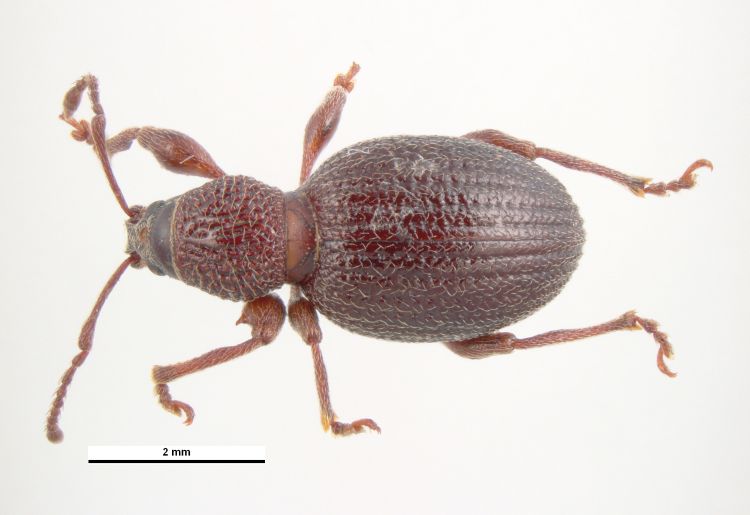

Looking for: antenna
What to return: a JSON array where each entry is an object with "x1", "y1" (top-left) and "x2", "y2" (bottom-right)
[
  {"x1": 46, "y1": 253, "x2": 138, "y2": 443},
  {"x1": 59, "y1": 74, "x2": 134, "y2": 217}
]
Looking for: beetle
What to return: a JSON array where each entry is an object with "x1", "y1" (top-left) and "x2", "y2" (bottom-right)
[{"x1": 46, "y1": 63, "x2": 712, "y2": 442}]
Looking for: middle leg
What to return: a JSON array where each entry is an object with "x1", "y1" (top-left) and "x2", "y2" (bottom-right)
[
  {"x1": 288, "y1": 62, "x2": 363, "y2": 407},
  {"x1": 298, "y1": 62, "x2": 360, "y2": 185},
  {"x1": 288, "y1": 291, "x2": 380, "y2": 436}
]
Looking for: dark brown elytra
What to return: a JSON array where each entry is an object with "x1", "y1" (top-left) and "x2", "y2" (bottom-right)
[{"x1": 46, "y1": 63, "x2": 713, "y2": 442}]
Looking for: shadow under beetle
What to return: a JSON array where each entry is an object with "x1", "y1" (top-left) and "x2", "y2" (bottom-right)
[{"x1": 46, "y1": 63, "x2": 713, "y2": 442}]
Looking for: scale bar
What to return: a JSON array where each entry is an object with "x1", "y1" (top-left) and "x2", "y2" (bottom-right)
[
  {"x1": 88, "y1": 446, "x2": 266, "y2": 463},
  {"x1": 89, "y1": 459, "x2": 265, "y2": 464}
]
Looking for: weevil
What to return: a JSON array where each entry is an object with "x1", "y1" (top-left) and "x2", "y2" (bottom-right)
[{"x1": 46, "y1": 63, "x2": 712, "y2": 442}]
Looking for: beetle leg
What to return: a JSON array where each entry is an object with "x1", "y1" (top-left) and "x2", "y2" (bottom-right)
[
  {"x1": 463, "y1": 129, "x2": 712, "y2": 197},
  {"x1": 61, "y1": 75, "x2": 224, "y2": 184},
  {"x1": 151, "y1": 295, "x2": 285, "y2": 425},
  {"x1": 299, "y1": 62, "x2": 360, "y2": 185},
  {"x1": 106, "y1": 126, "x2": 225, "y2": 179},
  {"x1": 444, "y1": 310, "x2": 677, "y2": 378},
  {"x1": 288, "y1": 293, "x2": 381, "y2": 436}
]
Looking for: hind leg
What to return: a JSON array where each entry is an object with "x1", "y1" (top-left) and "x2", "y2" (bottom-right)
[
  {"x1": 464, "y1": 129, "x2": 712, "y2": 197},
  {"x1": 444, "y1": 310, "x2": 676, "y2": 377}
]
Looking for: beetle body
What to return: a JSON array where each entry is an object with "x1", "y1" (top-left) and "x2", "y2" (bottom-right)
[
  {"x1": 48, "y1": 66, "x2": 709, "y2": 441},
  {"x1": 129, "y1": 135, "x2": 584, "y2": 342}
]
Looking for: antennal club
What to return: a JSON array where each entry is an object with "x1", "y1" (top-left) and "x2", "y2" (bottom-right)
[
  {"x1": 60, "y1": 74, "x2": 135, "y2": 217},
  {"x1": 46, "y1": 254, "x2": 139, "y2": 443}
]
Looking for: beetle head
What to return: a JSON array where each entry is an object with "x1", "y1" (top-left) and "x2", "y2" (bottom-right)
[{"x1": 125, "y1": 199, "x2": 177, "y2": 278}]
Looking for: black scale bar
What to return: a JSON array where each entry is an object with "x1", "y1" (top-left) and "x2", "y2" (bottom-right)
[{"x1": 89, "y1": 459, "x2": 265, "y2": 463}]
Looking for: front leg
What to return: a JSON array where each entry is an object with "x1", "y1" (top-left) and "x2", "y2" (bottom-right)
[
  {"x1": 60, "y1": 75, "x2": 225, "y2": 212},
  {"x1": 288, "y1": 293, "x2": 380, "y2": 436},
  {"x1": 105, "y1": 126, "x2": 225, "y2": 179},
  {"x1": 152, "y1": 295, "x2": 285, "y2": 424}
]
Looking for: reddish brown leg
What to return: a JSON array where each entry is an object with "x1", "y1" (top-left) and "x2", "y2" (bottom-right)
[
  {"x1": 444, "y1": 310, "x2": 677, "y2": 378},
  {"x1": 288, "y1": 62, "x2": 362, "y2": 384},
  {"x1": 290, "y1": 63, "x2": 360, "y2": 286},
  {"x1": 60, "y1": 75, "x2": 224, "y2": 209},
  {"x1": 288, "y1": 292, "x2": 380, "y2": 436},
  {"x1": 151, "y1": 295, "x2": 285, "y2": 424},
  {"x1": 464, "y1": 129, "x2": 712, "y2": 197},
  {"x1": 105, "y1": 126, "x2": 225, "y2": 179},
  {"x1": 299, "y1": 62, "x2": 360, "y2": 185}
]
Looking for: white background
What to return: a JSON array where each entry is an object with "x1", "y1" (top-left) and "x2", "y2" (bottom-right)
[{"x1": 2, "y1": 1, "x2": 748, "y2": 514}]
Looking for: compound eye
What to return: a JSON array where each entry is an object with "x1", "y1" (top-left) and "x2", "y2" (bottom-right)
[{"x1": 147, "y1": 263, "x2": 166, "y2": 276}]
